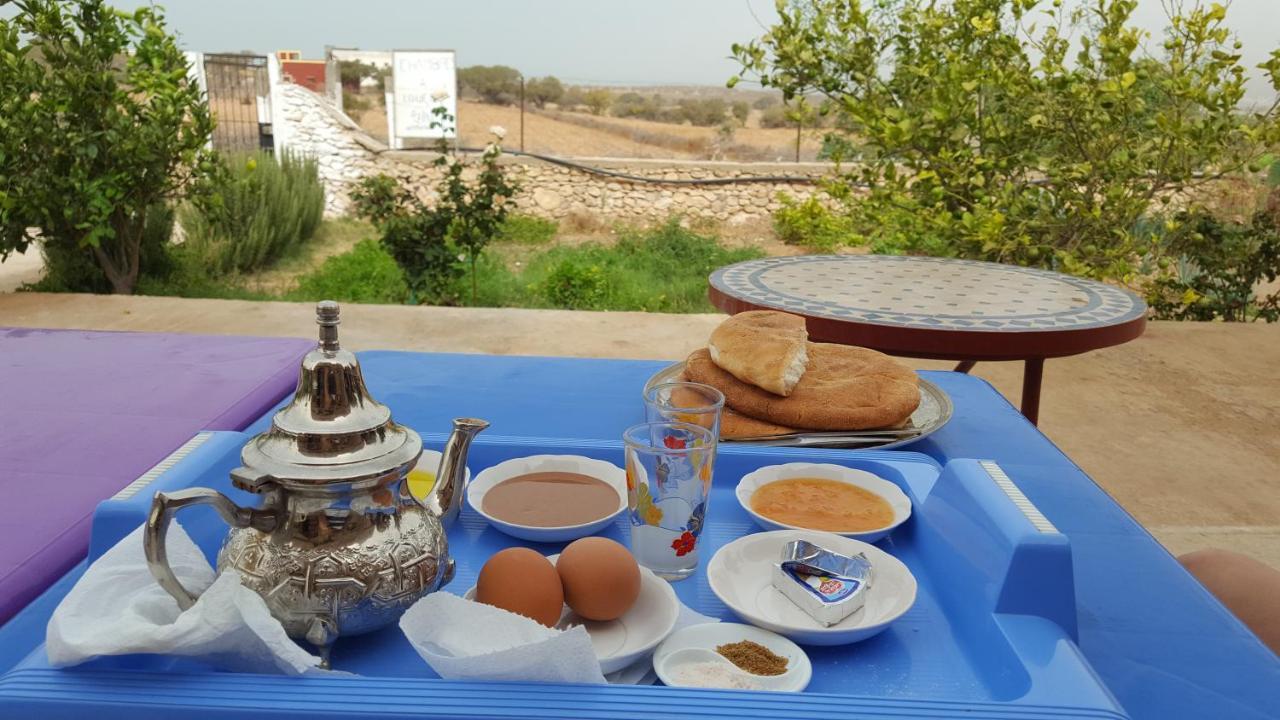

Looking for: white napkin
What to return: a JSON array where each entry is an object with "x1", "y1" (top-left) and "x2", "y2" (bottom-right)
[
  {"x1": 400, "y1": 589, "x2": 720, "y2": 686},
  {"x1": 46, "y1": 522, "x2": 323, "y2": 675},
  {"x1": 400, "y1": 592, "x2": 606, "y2": 684}
]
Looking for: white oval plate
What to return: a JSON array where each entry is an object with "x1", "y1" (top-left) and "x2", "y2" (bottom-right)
[
  {"x1": 653, "y1": 622, "x2": 812, "y2": 692},
  {"x1": 736, "y1": 463, "x2": 912, "y2": 543},
  {"x1": 467, "y1": 455, "x2": 627, "y2": 542},
  {"x1": 708, "y1": 530, "x2": 917, "y2": 646},
  {"x1": 465, "y1": 553, "x2": 680, "y2": 674}
]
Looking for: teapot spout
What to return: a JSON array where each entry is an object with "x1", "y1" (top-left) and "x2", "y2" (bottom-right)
[{"x1": 427, "y1": 417, "x2": 489, "y2": 526}]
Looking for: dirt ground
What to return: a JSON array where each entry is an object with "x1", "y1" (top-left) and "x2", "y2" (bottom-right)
[
  {"x1": 351, "y1": 99, "x2": 825, "y2": 161},
  {"x1": 2, "y1": 292, "x2": 1277, "y2": 570}
]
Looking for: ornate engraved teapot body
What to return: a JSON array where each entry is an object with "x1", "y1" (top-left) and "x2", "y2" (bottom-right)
[{"x1": 144, "y1": 301, "x2": 487, "y2": 666}]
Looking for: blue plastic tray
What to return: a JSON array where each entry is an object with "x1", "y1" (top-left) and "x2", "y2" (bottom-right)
[{"x1": 0, "y1": 431, "x2": 1126, "y2": 719}]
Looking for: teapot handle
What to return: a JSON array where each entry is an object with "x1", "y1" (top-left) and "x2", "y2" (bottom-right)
[{"x1": 143, "y1": 488, "x2": 278, "y2": 611}]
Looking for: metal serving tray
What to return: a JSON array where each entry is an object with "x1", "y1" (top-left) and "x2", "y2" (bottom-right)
[{"x1": 0, "y1": 431, "x2": 1126, "y2": 720}]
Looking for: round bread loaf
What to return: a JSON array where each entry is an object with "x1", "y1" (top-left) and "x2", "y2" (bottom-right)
[
  {"x1": 672, "y1": 370, "x2": 799, "y2": 438},
  {"x1": 686, "y1": 343, "x2": 920, "y2": 431},
  {"x1": 720, "y1": 406, "x2": 799, "y2": 439}
]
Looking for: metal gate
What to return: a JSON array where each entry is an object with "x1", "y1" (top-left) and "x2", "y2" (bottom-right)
[{"x1": 203, "y1": 53, "x2": 273, "y2": 153}]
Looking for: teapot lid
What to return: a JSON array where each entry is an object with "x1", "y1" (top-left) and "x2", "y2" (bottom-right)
[{"x1": 235, "y1": 301, "x2": 422, "y2": 490}]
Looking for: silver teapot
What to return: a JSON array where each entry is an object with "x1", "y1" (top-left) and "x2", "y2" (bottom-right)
[{"x1": 144, "y1": 301, "x2": 487, "y2": 667}]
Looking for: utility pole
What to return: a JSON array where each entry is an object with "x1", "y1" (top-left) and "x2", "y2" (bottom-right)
[
  {"x1": 795, "y1": 120, "x2": 801, "y2": 163},
  {"x1": 519, "y1": 75, "x2": 526, "y2": 153}
]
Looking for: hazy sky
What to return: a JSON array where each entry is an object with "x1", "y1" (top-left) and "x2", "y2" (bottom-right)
[{"x1": 15, "y1": 1, "x2": 1280, "y2": 98}]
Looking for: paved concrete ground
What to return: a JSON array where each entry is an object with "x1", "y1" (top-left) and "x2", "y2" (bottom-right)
[{"x1": 3, "y1": 291, "x2": 1278, "y2": 567}]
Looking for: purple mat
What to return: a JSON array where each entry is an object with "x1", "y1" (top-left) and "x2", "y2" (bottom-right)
[{"x1": 0, "y1": 328, "x2": 311, "y2": 625}]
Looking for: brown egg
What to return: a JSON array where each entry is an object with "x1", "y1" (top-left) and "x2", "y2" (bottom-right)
[
  {"x1": 557, "y1": 537, "x2": 641, "y2": 622},
  {"x1": 475, "y1": 547, "x2": 564, "y2": 627}
]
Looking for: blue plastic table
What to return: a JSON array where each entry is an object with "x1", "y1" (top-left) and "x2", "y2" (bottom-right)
[{"x1": 2, "y1": 351, "x2": 1276, "y2": 719}]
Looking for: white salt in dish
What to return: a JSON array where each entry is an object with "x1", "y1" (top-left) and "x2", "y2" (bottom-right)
[{"x1": 652, "y1": 622, "x2": 811, "y2": 692}]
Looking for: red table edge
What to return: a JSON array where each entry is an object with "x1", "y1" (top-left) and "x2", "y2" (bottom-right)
[{"x1": 708, "y1": 284, "x2": 1148, "y2": 362}]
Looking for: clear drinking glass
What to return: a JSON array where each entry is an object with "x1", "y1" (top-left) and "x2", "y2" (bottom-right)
[
  {"x1": 622, "y1": 421, "x2": 717, "y2": 581},
  {"x1": 643, "y1": 382, "x2": 725, "y2": 440}
]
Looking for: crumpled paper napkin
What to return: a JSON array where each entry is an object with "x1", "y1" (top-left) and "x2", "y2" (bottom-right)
[
  {"x1": 400, "y1": 590, "x2": 719, "y2": 686},
  {"x1": 400, "y1": 592, "x2": 607, "y2": 684},
  {"x1": 46, "y1": 522, "x2": 323, "y2": 675}
]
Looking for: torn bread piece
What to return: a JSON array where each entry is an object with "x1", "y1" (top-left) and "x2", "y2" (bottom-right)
[{"x1": 708, "y1": 310, "x2": 809, "y2": 397}]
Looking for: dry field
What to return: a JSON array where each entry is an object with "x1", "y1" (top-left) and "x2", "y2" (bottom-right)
[{"x1": 350, "y1": 98, "x2": 826, "y2": 162}]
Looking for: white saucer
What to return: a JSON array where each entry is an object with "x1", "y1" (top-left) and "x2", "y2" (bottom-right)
[
  {"x1": 736, "y1": 463, "x2": 912, "y2": 543},
  {"x1": 465, "y1": 553, "x2": 679, "y2": 673},
  {"x1": 654, "y1": 622, "x2": 812, "y2": 692},
  {"x1": 707, "y1": 530, "x2": 917, "y2": 645},
  {"x1": 466, "y1": 455, "x2": 627, "y2": 542}
]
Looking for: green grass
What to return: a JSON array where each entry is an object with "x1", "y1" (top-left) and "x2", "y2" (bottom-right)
[
  {"x1": 501, "y1": 221, "x2": 766, "y2": 312},
  {"x1": 139, "y1": 217, "x2": 763, "y2": 313},
  {"x1": 287, "y1": 238, "x2": 409, "y2": 304},
  {"x1": 495, "y1": 214, "x2": 558, "y2": 245}
]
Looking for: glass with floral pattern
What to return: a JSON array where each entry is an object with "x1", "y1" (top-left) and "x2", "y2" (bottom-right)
[{"x1": 622, "y1": 421, "x2": 716, "y2": 581}]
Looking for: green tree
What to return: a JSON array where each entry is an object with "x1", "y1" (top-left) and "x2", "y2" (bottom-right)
[
  {"x1": 583, "y1": 88, "x2": 614, "y2": 116},
  {"x1": 1, "y1": 0, "x2": 216, "y2": 294},
  {"x1": 731, "y1": 0, "x2": 1280, "y2": 280},
  {"x1": 375, "y1": 115, "x2": 517, "y2": 304},
  {"x1": 526, "y1": 75, "x2": 564, "y2": 108},
  {"x1": 457, "y1": 64, "x2": 521, "y2": 104},
  {"x1": 338, "y1": 59, "x2": 379, "y2": 91}
]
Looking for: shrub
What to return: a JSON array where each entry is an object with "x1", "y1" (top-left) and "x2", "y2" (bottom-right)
[
  {"x1": 289, "y1": 239, "x2": 408, "y2": 304},
  {"x1": 772, "y1": 194, "x2": 855, "y2": 251},
  {"x1": 1, "y1": 0, "x2": 214, "y2": 294},
  {"x1": 539, "y1": 258, "x2": 608, "y2": 310},
  {"x1": 180, "y1": 152, "x2": 325, "y2": 277},
  {"x1": 758, "y1": 104, "x2": 795, "y2": 129},
  {"x1": 497, "y1": 215, "x2": 558, "y2": 245},
  {"x1": 349, "y1": 174, "x2": 412, "y2": 228},
  {"x1": 583, "y1": 89, "x2": 613, "y2": 116},
  {"x1": 526, "y1": 76, "x2": 564, "y2": 109},
  {"x1": 521, "y1": 220, "x2": 766, "y2": 312},
  {"x1": 677, "y1": 98, "x2": 729, "y2": 127},
  {"x1": 732, "y1": 0, "x2": 1280, "y2": 281},
  {"x1": 458, "y1": 65, "x2": 521, "y2": 104},
  {"x1": 613, "y1": 92, "x2": 665, "y2": 121},
  {"x1": 1146, "y1": 205, "x2": 1280, "y2": 322}
]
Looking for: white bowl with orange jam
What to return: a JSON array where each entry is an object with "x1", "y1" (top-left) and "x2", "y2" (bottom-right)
[{"x1": 735, "y1": 463, "x2": 912, "y2": 543}]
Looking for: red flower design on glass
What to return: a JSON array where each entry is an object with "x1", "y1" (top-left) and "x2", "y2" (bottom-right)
[
  {"x1": 663, "y1": 434, "x2": 687, "y2": 450},
  {"x1": 671, "y1": 530, "x2": 696, "y2": 556}
]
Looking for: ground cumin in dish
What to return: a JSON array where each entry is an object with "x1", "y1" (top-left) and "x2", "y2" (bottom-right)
[
  {"x1": 716, "y1": 640, "x2": 789, "y2": 676},
  {"x1": 750, "y1": 477, "x2": 894, "y2": 532}
]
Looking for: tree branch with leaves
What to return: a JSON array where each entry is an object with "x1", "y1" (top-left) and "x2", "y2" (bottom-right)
[{"x1": 1, "y1": 0, "x2": 216, "y2": 294}]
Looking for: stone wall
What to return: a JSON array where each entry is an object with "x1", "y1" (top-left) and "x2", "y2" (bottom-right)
[{"x1": 276, "y1": 83, "x2": 832, "y2": 221}]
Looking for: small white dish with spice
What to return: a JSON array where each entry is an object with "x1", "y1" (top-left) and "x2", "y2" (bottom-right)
[{"x1": 652, "y1": 622, "x2": 811, "y2": 692}]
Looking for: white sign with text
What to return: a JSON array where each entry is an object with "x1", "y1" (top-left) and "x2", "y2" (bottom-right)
[{"x1": 392, "y1": 50, "x2": 457, "y2": 139}]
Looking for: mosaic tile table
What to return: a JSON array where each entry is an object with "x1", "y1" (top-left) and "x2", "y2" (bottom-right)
[{"x1": 708, "y1": 255, "x2": 1147, "y2": 424}]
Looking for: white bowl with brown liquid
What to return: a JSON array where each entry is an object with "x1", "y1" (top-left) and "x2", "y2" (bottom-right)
[
  {"x1": 735, "y1": 463, "x2": 912, "y2": 543},
  {"x1": 468, "y1": 455, "x2": 628, "y2": 542}
]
